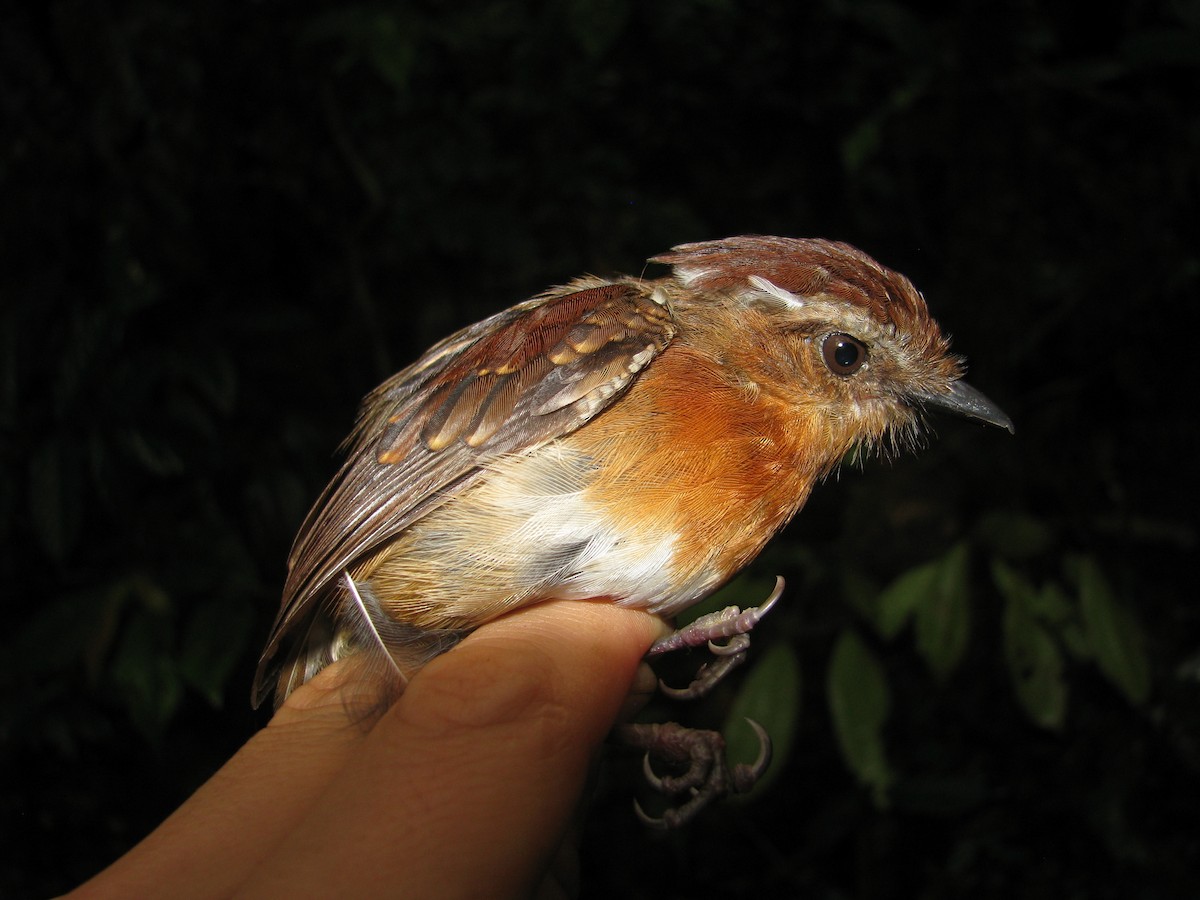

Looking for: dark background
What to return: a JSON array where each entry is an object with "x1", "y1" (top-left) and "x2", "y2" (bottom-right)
[{"x1": 2, "y1": 1, "x2": 1197, "y2": 897}]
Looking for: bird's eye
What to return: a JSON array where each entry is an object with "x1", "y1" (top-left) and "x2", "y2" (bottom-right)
[{"x1": 821, "y1": 333, "x2": 868, "y2": 376}]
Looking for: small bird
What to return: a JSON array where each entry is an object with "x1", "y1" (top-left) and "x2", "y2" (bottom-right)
[{"x1": 253, "y1": 236, "x2": 1011, "y2": 821}]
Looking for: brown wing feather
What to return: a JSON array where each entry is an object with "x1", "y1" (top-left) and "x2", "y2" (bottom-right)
[{"x1": 253, "y1": 279, "x2": 675, "y2": 703}]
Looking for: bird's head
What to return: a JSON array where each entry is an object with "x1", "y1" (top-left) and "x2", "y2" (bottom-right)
[{"x1": 652, "y1": 235, "x2": 1012, "y2": 461}]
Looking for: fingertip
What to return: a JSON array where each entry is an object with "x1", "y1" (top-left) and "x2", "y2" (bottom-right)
[{"x1": 388, "y1": 601, "x2": 663, "y2": 765}]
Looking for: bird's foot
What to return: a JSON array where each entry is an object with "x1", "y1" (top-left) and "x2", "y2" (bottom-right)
[
  {"x1": 649, "y1": 576, "x2": 783, "y2": 700},
  {"x1": 617, "y1": 719, "x2": 772, "y2": 829},
  {"x1": 617, "y1": 577, "x2": 781, "y2": 827}
]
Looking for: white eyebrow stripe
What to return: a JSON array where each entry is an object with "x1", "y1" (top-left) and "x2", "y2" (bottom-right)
[{"x1": 748, "y1": 274, "x2": 805, "y2": 308}]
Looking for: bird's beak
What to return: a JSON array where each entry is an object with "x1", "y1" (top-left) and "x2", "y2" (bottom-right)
[{"x1": 915, "y1": 380, "x2": 1014, "y2": 433}]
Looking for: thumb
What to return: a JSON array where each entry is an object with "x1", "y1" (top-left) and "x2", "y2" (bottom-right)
[{"x1": 237, "y1": 600, "x2": 665, "y2": 899}]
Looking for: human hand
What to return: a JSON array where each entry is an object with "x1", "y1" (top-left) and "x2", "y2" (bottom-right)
[{"x1": 70, "y1": 601, "x2": 664, "y2": 899}]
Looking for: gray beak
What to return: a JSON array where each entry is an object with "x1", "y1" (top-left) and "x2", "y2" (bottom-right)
[{"x1": 915, "y1": 380, "x2": 1014, "y2": 433}]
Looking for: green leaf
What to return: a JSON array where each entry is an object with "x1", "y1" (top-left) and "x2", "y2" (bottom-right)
[
  {"x1": 1003, "y1": 593, "x2": 1068, "y2": 730},
  {"x1": 991, "y1": 558, "x2": 1069, "y2": 620},
  {"x1": 1029, "y1": 580, "x2": 1074, "y2": 625},
  {"x1": 841, "y1": 116, "x2": 883, "y2": 174},
  {"x1": 914, "y1": 542, "x2": 971, "y2": 680},
  {"x1": 991, "y1": 558, "x2": 1034, "y2": 607},
  {"x1": 1075, "y1": 556, "x2": 1151, "y2": 705},
  {"x1": 874, "y1": 559, "x2": 936, "y2": 640},
  {"x1": 1058, "y1": 620, "x2": 1092, "y2": 661},
  {"x1": 827, "y1": 629, "x2": 893, "y2": 806},
  {"x1": 975, "y1": 510, "x2": 1055, "y2": 560},
  {"x1": 723, "y1": 642, "x2": 801, "y2": 797},
  {"x1": 839, "y1": 566, "x2": 880, "y2": 630},
  {"x1": 108, "y1": 610, "x2": 183, "y2": 742}
]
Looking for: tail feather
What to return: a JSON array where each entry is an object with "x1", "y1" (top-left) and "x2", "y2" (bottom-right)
[
  {"x1": 257, "y1": 573, "x2": 470, "y2": 716},
  {"x1": 342, "y1": 571, "x2": 406, "y2": 682}
]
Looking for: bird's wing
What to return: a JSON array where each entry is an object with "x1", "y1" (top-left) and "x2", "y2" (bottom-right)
[{"x1": 253, "y1": 279, "x2": 676, "y2": 702}]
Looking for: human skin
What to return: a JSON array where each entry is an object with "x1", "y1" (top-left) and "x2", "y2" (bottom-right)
[{"x1": 70, "y1": 601, "x2": 665, "y2": 900}]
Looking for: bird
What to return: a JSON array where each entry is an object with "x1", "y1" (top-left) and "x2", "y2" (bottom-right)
[{"x1": 252, "y1": 235, "x2": 1012, "y2": 823}]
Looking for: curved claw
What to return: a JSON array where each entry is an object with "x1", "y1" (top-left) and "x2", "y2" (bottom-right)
[
  {"x1": 707, "y1": 633, "x2": 751, "y2": 657},
  {"x1": 632, "y1": 797, "x2": 660, "y2": 828},
  {"x1": 656, "y1": 648, "x2": 747, "y2": 700},
  {"x1": 655, "y1": 676, "x2": 691, "y2": 700},
  {"x1": 760, "y1": 575, "x2": 785, "y2": 612},
  {"x1": 633, "y1": 797, "x2": 687, "y2": 830},
  {"x1": 641, "y1": 752, "x2": 666, "y2": 792},
  {"x1": 633, "y1": 794, "x2": 702, "y2": 831},
  {"x1": 731, "y1": 718, "x2": 773, "y2": 792}
]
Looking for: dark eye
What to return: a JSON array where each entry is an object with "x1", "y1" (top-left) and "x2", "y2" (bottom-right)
[{"x1": 821, "y1": 333, "x2": 868, "y2": 376}]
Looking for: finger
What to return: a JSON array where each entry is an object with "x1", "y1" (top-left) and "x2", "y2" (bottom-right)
[
  {"x1": 237, "y1": 601, "x2": 664, "y2": 899},
  {"x1": 74, "y1": 660, "x2": 378, "y2": 899}
]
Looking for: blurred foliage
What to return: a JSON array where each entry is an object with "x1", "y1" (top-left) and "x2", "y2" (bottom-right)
[{"x1": 2, "y1": 0, "x2": 1198, "y2": 897}]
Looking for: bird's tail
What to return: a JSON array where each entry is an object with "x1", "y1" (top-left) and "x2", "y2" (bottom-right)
[{"x1": 268, "y1": 572, "x2": 468, "y2": 722}]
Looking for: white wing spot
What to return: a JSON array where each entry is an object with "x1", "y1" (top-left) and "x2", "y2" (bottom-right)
[{"x1": 628, "y1": 346, "x2": 655, "y2": 371}]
